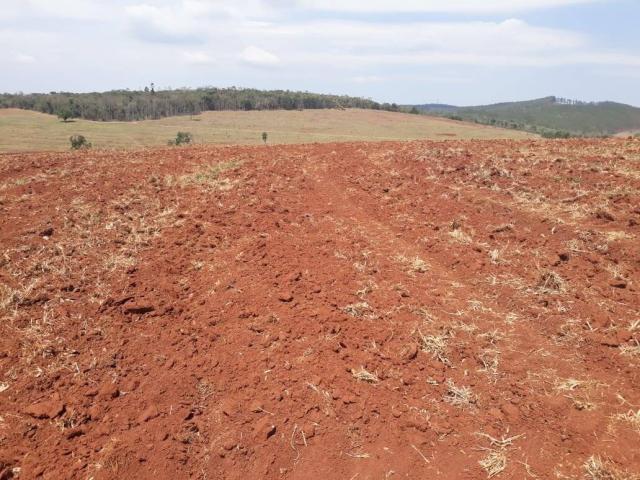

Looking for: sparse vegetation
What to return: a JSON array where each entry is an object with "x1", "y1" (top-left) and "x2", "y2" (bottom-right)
[
  {"x1": 536, "y1": 270, "x2": 566, "y2": 294},
  {"x1": 444, "y1": 380, "x2": 476, "y2": 408},
  {"x1": 583, "y1": 455, "x2": 635, "y2": 480},
  {"x1": 69, "y1": 134, "x2": 91, "y2": 150},
  {"x1": 351, "y1": 367, "x2": 379, "y2": 383},
  {"x1": 169, "y1": 131, "x2": 193, "y2": 146},
  {"x1": 417, "y1": 330, "x2": 451, "y2": 365}
]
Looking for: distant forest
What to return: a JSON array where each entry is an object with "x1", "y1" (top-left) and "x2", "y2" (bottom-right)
[{"x1": 0, "y1": 86, "x2": 400, "y2": 122}]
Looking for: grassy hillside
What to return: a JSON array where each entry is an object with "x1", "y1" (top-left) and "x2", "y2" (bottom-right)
[
  {"x1": 0, "y1": 108, "x2": 532, "y2": 152},
  {"x1": 416, "y1": 97, "x2": 640, "y2": 136}
]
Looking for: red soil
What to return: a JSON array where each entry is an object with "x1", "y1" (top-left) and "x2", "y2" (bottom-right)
[{"x1": 0, "y1": 139, "x2": 639, "y2": 479}]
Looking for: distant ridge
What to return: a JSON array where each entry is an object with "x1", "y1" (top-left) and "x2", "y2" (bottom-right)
[
  {"x1": 413, "y1": 96, "x2": 640, "y2": 137},
  {"x1": 0, "y1": 87, "x2": 401, "y2": 122}
]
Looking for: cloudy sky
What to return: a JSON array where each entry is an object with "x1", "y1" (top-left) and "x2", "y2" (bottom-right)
[{"x1": 2, "y1": 0, "x2": 640, "y2": 105}]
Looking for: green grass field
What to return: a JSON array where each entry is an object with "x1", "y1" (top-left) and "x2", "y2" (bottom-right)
[{"x1": 0, "y1": 108, "x2": 533, "y2": 152}]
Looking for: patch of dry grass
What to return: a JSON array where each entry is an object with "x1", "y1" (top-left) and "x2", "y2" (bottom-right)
[
  {"x1": 417, "y1": 330, "x2": 452, "y2": 366},
  {"x1": 614, "y1": 410, "x2": 640, "y2": 432},
  {"x1": 395, "y1": 254, "x2": 429, "y2": 274},
  {"x1": 343, "y1": 302, "x2": 372, "y2": 318},
  {"x1": 536, "y1": 270, "x2": 566, "y2": 294},
  {"x1": 476, "y1": 433, "x2": 523, "y2": 478},
  {"x1": 449, "y1": 228, "x2": 473, "y2": 244},
  {"x1": 620, "y1": 341, "x2": 640, "y2": 358},
  {"x1": 479, "y1": 450, "x2": 507, "y2": 478},
  {"x1": 351, "y1": 367, "x2": 379, "y2": 383},
  {"x1": 179, "y1": 160, "x2": 241, "y2": 189},
  {"x1": 444, "y1": 380, "x2": 476, "y2": 408},
  {"x1": 584, "y1": 456, "x2": 638, "y2": 480}
]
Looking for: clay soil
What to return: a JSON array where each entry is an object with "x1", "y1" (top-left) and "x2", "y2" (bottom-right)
[{"x1": 0, "y1": 139, "x2": 639, "y2": 479}]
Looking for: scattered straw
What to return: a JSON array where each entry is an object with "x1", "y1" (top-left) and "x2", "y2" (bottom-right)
[{"x1": 351, "y1": 367, "x2": 379, "y2": 383}]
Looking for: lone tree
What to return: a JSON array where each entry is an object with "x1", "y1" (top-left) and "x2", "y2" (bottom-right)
[
  {"x1": 262, "y1": 132, "x2": 268, "y2": 144},
  {"x1": 57, "y1": 108, "x2": 73, "y2": 122}
]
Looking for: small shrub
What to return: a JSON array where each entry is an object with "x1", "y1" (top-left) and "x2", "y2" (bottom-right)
[
  {"x1": 169, "y1": 131, "x2": 193, "y2": 146},
  {"x1": 262, "y1": 132, "x2": 268, "y2": 144},
  {"x1": 69, "y1": 135, "x2": 91, "y2": 150}
]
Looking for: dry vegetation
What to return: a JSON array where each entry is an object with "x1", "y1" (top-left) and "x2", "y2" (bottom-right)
[{"x1": 0, "y1": 108, "x2": 533, "y2": 152}]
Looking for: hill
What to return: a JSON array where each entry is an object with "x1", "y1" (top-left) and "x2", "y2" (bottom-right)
[
  {"x1": 0, "y1": 108, "x2": 532, "y2": 152},
  {"x1": 414, "y1": 96, "x2": 640, "y2": 137},
  {"x1": 0, "y1": 87, "x2": 400, "y2": 122}
]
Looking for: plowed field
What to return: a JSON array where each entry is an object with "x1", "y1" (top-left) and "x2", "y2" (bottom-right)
[{"x1": 1, "y1": 139, "x2": 639, "y2": 479}]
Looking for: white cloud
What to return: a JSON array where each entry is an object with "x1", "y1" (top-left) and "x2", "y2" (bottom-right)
[
  {"x1": 125, "y1": 4, "x2": 204, "y2": 43},
  {"x1": 351, "y1": 75, "x2": 385, "y2": 84},
  {"x1": 240, "y1": 46, "x2": 280, "y2": 67},
  {"x1": 15, "y1": 0, "x2": 112, "y2": 20},
  {"x1": 14, "y1": 53, "x2": 36, "y2": 64},
  {"x1": 183, "y1": 51, "x2": 214, "y2": 65},
  {"x1": 297, "y1": 0, "x2": 599, "y2": 14},
  {"x1": 253, "y1": 19, "x2": 585, "y2": 56}
]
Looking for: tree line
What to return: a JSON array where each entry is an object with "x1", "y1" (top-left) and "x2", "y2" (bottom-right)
[{"x1": 0, "y1": 87, "x2": 400, "y2": 122}]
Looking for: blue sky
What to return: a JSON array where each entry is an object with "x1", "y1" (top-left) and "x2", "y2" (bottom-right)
[{"x1": 2, "y1": 0, "x2": 639, "y2": 106}]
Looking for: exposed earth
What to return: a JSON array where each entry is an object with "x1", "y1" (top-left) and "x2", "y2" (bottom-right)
[{"x1": 0, "y1": 139, "x2": 639, "y2": 479}]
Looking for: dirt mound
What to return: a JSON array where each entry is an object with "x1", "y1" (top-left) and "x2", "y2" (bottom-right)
[{"x1": 1, "y1": 139, "x2": 639, "y2": 479}]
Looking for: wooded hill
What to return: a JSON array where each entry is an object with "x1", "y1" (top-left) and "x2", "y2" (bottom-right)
[
  {"x1": 415, "y1": 97, "x2": 640, "y2": 137},
  {"x1": 0, "y1": 87, "x2": 400, "y2": 122}
]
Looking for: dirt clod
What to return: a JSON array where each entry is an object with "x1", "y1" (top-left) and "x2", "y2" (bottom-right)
[{"x1": 24, "y1": 398, "x2": 65, "y2": 419}]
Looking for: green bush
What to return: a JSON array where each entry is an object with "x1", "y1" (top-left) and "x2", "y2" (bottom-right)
[
  {"x1": 57, "y1": 109, "x2": 73, "y2": 122},
  {"x1": 169, "y1": 131, "x2": 193, "y2": 146},
  {"x1": 69, "y1": 135, "x2": 91, "y2": 150},
  {"x1": 541, "y1": 130, "x2": 572, "y2": 139}
]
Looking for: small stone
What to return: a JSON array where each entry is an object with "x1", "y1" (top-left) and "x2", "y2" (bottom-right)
[
  {"x1": 301, "y1": 422, "x2": 316, "y2": 439},
  {"x1": 277, "y1": 292, "x2": 294, "y2": 303},
  {"x1": 222, "y1": 440, "x2": 237, "y2": 451},
  {"x1": 254, "y1": 416, "x2": 276, "y2": 440},
  {"x1": 66, "y1": 427, "x2": 85, "y2": 439}
]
